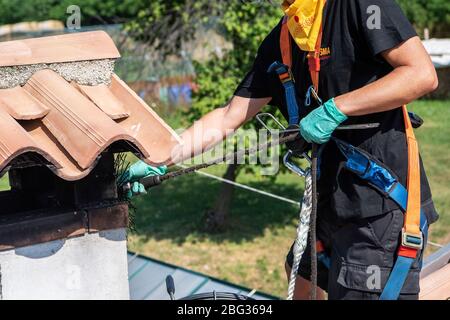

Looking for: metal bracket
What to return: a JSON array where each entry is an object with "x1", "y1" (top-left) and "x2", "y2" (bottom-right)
[
  {"x1": 256, "y1": 113, "x2": 286, "y2": 133},
  {"x1": 283, "y1": 150, "x2": 311, "y2": 177},
  {"x1": 401, "y1": 228, "x2": 424, "y2": 250},
  {"x1": 256, "y1": 113, "x2": 312, "y2": 177}
]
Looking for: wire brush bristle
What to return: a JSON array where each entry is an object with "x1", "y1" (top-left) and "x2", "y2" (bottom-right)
[{"x1": 113, "y1": 153, "x2": 135, "y2": 233}]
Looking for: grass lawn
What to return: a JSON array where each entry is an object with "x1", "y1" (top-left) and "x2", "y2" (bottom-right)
[
  {"x1": 128, "y1": 166, "x2": 302, "y2": 296},
  {"x1": 0, "y1": 100, "x2": 448, "y2": 297},
  {"x1": 410, "y1": 101, "x2": 450, "y2": 242},
  {"x1": 0, "y1": 175, "x2": 9, "y2": 190}
]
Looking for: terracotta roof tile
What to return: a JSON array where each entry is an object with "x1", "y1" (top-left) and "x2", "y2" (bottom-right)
[
  {"x1": 0, "y1": 106, "x2": 58, "y2": 173},
  {"x1": 0, "y1": 86, "x2": 49, "y2": 120},
  {"x1": 74, "y1": 83, "x2": 129, "y2": 120},
  {"x1": 109, "y1": 74, "x2": 182, "y2": 165},
  {"x1": 0, "y1": 32, "x2": 181, "y2": 181},
  {"x1": 23, "y1": 69, "x2": 137, "y2": 170},
  {"x1": 0, "y1": 31, "x2": 120, "y2": 67}
]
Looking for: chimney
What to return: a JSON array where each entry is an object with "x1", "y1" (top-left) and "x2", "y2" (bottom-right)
[{"x1": 0, "y1": 32, "x2": 181, "y2": 299}]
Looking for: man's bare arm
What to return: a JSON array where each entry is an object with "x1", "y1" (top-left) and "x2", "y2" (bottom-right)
[
  {"x1": 170, "y1": 96, "x2": 271, "y2": 164},
  {"x1": 334, "y1": 37, "x2": 438, "y2": 116}
]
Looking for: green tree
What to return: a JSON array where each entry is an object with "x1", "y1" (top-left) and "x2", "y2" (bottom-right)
[
  {"x1": 128, "y1": 0, "x2": 282, "y2": 231},
  {"x1": 398, "y1": 0, "x2": 450, "y2": 37},
  {"x1": 0, "y1": 0, "x2": 147, "y2": 25},
  {"x1": 1, "y1": 0, "x2": 448, "y2": 37},
  {"x1": 190, "y1": 3, "x2": 282, "y2": 231}
]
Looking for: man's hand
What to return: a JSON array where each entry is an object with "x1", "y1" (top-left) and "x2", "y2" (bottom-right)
[
  {"x1": 121, "y1": 161, "x2": 167, "y2": 198},
  {"x1": 299, "y1": 98, "x2": 348, "y2": 144}
]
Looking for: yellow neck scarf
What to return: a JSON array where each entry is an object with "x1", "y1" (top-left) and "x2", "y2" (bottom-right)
[{"x1": 282, "y1": 0, "x2": 326, "y2": 52}]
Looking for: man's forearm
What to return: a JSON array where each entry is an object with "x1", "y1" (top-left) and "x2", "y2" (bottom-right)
[
  {"x1": 334, "y1": 37, "x2": 438, "y2": 116},
  {"x1": 334, "y1": 64, "x2": 437, "y2": 116},
  {"x1": 169, "y1": 96, "x2": 270, "y2": 165},
  {"x1": 170, "y1": 106, "x2": 234, "y2": 164}
]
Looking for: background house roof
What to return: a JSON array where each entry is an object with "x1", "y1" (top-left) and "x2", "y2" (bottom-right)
[
  {"x1": 423, "y1": 39, "x2": 450, "y2": 68},
  {"x1": 127, "y1": 251, "x2": 277, "y2": 300}
]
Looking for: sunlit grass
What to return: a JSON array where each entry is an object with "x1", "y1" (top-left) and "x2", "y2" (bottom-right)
[{"x1": 0, "y1": 174, "x2": 9, "y2": 191}]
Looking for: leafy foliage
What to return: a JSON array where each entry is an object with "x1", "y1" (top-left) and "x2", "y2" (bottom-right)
[
  {"x1": 397, "y1": 0, "x2": 450, "y2": 36},
  {"x1": 1, "y1": 0, "x2": 449, "y2": 34},
  {"x1": 0, "y1": 0, "x2": 147, "y2": 25},
  {"x1": 190, "y1": 2, "x2": 280, "y2": 118},
  {"x1": 128, "y1": 1, "x2": 284, "y2": 228},
  {"x1": 127, "y1": 1, "x2": 285, "y2": 178},
  {"x1": 188, "y1": 2, "x2": 285, "y2": 179},
  {"x1": 408, "y1": 0, "x2": 450, "y2": 34},
  {"x1": 125, "y1": 1, "x2": 224, "y2": 57}
]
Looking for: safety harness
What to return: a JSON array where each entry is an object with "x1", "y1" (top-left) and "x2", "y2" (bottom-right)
[{"x1": 272, "y1": 13, "x2": 427, "y2": 300}]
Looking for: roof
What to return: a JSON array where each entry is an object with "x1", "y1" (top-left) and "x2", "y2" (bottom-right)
[
  {"x1": 0, "y1": 20, "x2": 65, "y2": 38},
  {"x1": 420, "y1": 242, "x2": 450, "y2": 300},
  {"x1": 423, "y1": 39, "x2": 450, "y2": 69},
  {"x1": 127, "y1": 252, "x2": 278, "y2": 300},
  {"x1": 0, "y1": 32, "x2": 181, "y2": 181}
]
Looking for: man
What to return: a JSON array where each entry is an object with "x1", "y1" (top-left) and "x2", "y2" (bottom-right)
[{"x1": 124, "y1": 0, "x2": 439, "y2": 300}]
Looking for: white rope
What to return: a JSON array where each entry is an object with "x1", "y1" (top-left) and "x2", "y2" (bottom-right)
[
  {"x1": 287, "y1": 170, "x2": 312, "y2": 300},
  {"x1": 178, "y1": 165, "x2": 301, "y2": 206},
  {"x1": 427, "y1": 241, "x2": 444, "y2": 248}
]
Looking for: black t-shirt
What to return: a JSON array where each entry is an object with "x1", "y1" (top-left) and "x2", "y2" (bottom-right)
[{"x1": 235, "y1": 0, "x2": 438, "y2": 223}]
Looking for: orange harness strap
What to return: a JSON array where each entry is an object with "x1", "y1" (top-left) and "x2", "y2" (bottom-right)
[
  {"x1": 280, "y1": 16, "x2": 292, "y2": 69},
  {"x1": 307, "y1": 22, "x2": 324, "y2": 92},
  {"x1": 398, "y1": 105, "x2": 422, "y2": 258}
]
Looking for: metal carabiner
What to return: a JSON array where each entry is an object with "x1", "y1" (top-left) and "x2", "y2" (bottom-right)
[
  {"x1": 283, "y1": 150, "x2": 311, "y2": 177},
  {"x1": 256, "y1": 113, "x2": 311, "y2": 177}
]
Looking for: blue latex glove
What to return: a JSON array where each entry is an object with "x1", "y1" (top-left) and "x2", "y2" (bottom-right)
[
  {"x1": 299, "y1": 98, "x2": 348, "y2": 144},
  {"x1": 120, "y1": 160, "x2": 167, "y2": 198}
]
